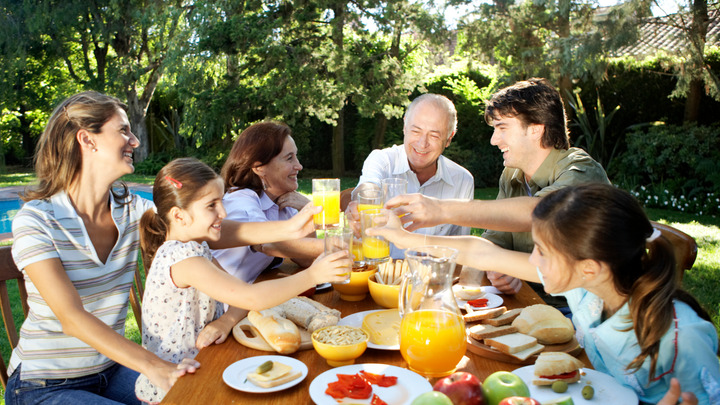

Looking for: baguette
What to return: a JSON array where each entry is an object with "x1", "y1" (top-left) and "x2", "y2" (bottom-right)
[
  {"x1": 463, "y1": 306, "x2": 506, "y2": 323},
  {"x1": 469, "y1": 323, "x2": 517, "y2": 340},
  {"x1": 247, "y1": 309, "x2": 301, "y2": 354},
  {"x1": 512, "y1": 304, "x2": 574, "y2": 344},
  {"x1": 484, "y1": 332, "x2": 538, "y2": 354},
  {"x1": 483, "y1": 308, "x2": 522, "y2": 326},
  {"x1": 275, "y1": 296, "x2": 341, "y2": 332}
]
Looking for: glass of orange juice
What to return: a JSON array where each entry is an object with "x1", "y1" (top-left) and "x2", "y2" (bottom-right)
[
  {"x1": 360, "y1": 208, "x2": 389, "y2": 264},
  {"x1": 357, "y1": 188, "x2": 383, "y2": 213},
  {"x1": 381, "y1": 177, "x2": 407, "y2": 204},
  {"x1": 312, "y1": 178, "x2": 340, "y2": 229},
  {"x1": 324, "y1": 228, "x2": 353, "y2": 284}
]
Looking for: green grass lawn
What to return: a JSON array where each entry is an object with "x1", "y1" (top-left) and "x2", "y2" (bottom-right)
[{"x1": 0, "y1": 175, "x2": 717, "y2": 401}]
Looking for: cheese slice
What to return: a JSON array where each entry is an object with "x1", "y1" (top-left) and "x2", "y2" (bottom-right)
[
  {"x1": 246, "y1": 361, "x2": 292, "y2": 382},
  {"x1": 362, "y1": 309, "x2": 401, "y2": 346}
]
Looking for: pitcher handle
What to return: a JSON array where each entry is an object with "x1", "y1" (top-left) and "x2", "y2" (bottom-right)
[{"x1": 398, "y1": 270, "x2": 411, "y2": 318}]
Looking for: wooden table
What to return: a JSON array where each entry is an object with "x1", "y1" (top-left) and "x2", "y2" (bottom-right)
[{"x1": 162, "y1": 271, "x2": 590, "y2": 404}]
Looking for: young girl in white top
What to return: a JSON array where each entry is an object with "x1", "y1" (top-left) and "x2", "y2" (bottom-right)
[
  {"x1": 135, "y1": 158, "x2": 350, "y2": 403},
  {"x1": 369, "y1": 183, "x2": 719, "y2": 404}
]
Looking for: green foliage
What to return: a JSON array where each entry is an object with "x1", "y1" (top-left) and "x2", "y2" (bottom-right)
[
  {"x1": 617, "y1": 123, "x2": 720, "y2": 215},
  {"x1": 566, "y1": 91, "x2": 621, "y2": 174}
]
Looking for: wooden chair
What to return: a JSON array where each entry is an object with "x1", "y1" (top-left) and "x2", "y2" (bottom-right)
[
  {"x1": 651, "y1": 221, "x2": 698, "y2": 281},
  {"x1": 340, "y1": 187, "x2": 354, "y2": 211},
  {"x1": 0, "y1": 245, "x2": 29, "y2": 389},
  {"x1": 128, "y1": 264, "x2": 146, "y2": 327}
]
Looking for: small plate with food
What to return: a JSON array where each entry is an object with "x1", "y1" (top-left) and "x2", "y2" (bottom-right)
[
  {"x1": 309, "y1": 363, "x2": 432, "y2": 405},
  {"x1": 456, "y1": 292, "x2": 503, "y2": 310},
  {"x1": 338, "y1": 309, "x2": 401, "y2": 350},
  {"x1": 222, "y1": 355, "x2": 308, "y2": 393},
  {"x1": 512, "y1": 352, "x2": 639, "y2": 404}
]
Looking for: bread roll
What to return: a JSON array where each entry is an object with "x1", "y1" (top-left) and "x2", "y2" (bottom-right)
[
  {"x1": 533, "y1": 352, "x2": 585, "y2": 385},
  {"x1": 247, "y1": 309, "x2": 301, "y2": 354},
  {"x1": 512, "y1": 304, "x2": 574, "y2": 344},
  {"x1": 275, "y1": 296, "x2": 341, "y2": 332}
]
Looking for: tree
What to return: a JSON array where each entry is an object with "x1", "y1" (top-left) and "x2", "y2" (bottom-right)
[{"x1": 0, "y1": 0, "x2": 192, "y2": 162}]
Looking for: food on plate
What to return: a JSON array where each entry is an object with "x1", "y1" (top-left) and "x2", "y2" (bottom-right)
[
  {"x1": 246, "y1": 360, "x2": 302, "y2": 388},
  {"x1": 484, "y1": 308, "x2": 522, "y2": 327},
  {"x1": 532, "y1": 352, "x2": 585, "y2": 385},
  {"x1": 551, "y1": 380, "x2": 568, "y2": 393},
  {"x1": 498, "y1": 397, "x2": 541, "y2": 405},
  {"x1": 313, "y1": 325, "x2": 368, "y2": 345},
  {"x1": 512, "y1": 305, "x2": 574, "y2": 345},
  {"x1": 274, "y1": 296, "x2": 341, "y2": 332},
  {"x1": 482, "y1": 371, "x2": 531, "y2": 405},
  {"x1": 325, "y1": 371, "x2": 397, "y2": 401},
  {"x1": 433, "y1": 371, "x2": 486, "y2": 405},
  {"x1": 247, "y1": 309, "x2": 301, "y2": 354},
  {"x1": 362, "y1": 309, "x2": 401, "y2": 346},
  {"x1": 540, "y1": 395, "x2": 574, "y2": 405},
  {"x1": 484, "y1": 333, "x2": 539, "y2": 354},
  {"x1": 464, "y1": 306, "x2": 507, "y2": 322},
  {"x1": 469, "y1": 323, "x2": 518, "y2": 340},
  {"x1": 411, "y1": 391, "x2": 454, "y2": 405},
  {"x1": 453, "y1": 284, "x2": 486, "y2": 301},
  {"x1": 506, "y1": 342, "x2": 545, "y2": 362},
  {"x1": 581, "y1": 385, "x2": 594, "y2": 399}
]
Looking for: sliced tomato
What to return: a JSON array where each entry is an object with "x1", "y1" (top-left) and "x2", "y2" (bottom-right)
[
  {"x1": 359, "y1": 370, "x2": 398, "y2": 387},
  {"x1": 325, "y1": 373, "x2": 373, "y2": 400},
  {"x1": 539, "y1": 370, "x2": 578, "y2": 380},
  {"x1": 468, "y1": 298, "x2": 489, "y2": 307},
  {"x1": 371, "y1": 393, "x2": 388, "y2": 405}
]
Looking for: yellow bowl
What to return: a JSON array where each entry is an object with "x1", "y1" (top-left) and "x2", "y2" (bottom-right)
[
  {"x1": 368, "y1": 274, "x2": 401, "y2": 308},
  {"x1": 333, "y1": 266, "x2": 378, "y2": 301},
  {"x1": 311, "y1": 325, "x2": 369, "y2": 367}
]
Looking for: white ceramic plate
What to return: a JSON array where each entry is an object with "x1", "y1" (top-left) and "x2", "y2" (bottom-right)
[
  {"x1": 456, "y1": 292, "x2": 503, "y2": 310},
  {"x1": 338, "y1": 310, "x2": 399, "y2": 350},
  {"x1": 222, "y1": 355, "x2": 308, "y2": 393},
  {"x1": 512, "y1": 366, "x2": 639, "y2": 404},
  {"x1": 309, "y1": 363, "x2": 433, "y2": 405}
]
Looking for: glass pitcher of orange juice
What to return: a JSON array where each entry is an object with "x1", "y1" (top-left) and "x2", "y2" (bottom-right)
[{"x1": 399, "y1": 246, "x2": 466, "y2": 378}]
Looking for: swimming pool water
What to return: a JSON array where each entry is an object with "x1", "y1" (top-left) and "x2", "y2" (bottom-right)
[{"x1": 0, "y1": 189, "x2": 153, "y2": 235}]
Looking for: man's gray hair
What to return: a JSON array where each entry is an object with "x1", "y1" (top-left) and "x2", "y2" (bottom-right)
[{"x1": 404, "y1": 93, "x2": 457, "y2": 138}]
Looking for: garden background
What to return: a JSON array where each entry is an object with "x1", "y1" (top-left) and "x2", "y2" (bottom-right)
[{"x1": 0, "y1": 0, "x2": 719, "y2": 400}]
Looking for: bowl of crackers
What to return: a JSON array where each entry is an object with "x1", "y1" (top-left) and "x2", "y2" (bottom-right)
[
  {"x1": 368, "y1": 259, "x2": 408, "y2": 308},
  {"x1": 311, "y1": 325, "x2": 369, "y2": 367}
]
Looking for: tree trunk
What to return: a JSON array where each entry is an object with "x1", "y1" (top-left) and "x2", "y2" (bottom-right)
[
  {"x1": 684, "y1": 79, "x2": 703, "y2": 123},
  {"x1": 372, "y1": 114, "x2": 388, "y2": 149},
  {"x1": 684, "y1": 0, "x2": 709, "y2": 123},
  {"x1": 126, "y1": 90, "x2": 149, "y2": 163},
  {"x1": 332, "y1": 106, "x2": 345, "y2": 177}
]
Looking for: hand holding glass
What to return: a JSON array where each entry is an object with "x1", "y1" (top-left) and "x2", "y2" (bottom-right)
[
  {"x1": 324, "y1": 228, "x2": 353, "y2": 284},
  {"x1": 360, "y1": 208, "x2": 390, "y2": 263},
  {"x1": 356, "y1": 188, "x2": 383, "y2": 213},
  {"x1": 381, "y1": 178, "x2": 407, "y2": 204},
  {"x1": 313, "y1": 178, "x2": 341, "y2": 229}
]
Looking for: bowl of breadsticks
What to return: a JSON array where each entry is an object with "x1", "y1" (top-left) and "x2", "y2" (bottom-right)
[{"x1": 368, "y1": 259, "x2": 408, "y2": 308}]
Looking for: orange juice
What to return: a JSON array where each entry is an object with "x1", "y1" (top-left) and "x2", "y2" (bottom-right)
[
  {"x1": 313, "y1": 191, "x2": 340, "y2": 229},
  {"x1": 362, "y1": 237, "x2": 389, "y2": 259},
  {"x1": 357, "y1": 203, "x2": 382, "y2": 212},
  {"x1": 351, "y1": 239, "x2": 364, "y2": 261},
  {"x1": 400, "y1": 309, "x2": 466, "y2": 377}
]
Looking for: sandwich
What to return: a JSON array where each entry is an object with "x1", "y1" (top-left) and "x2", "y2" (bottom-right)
[
  {"x1": 532, "y1": 352, "x2": 585, "y2": 385},
  {"x1": 246, "y1": 360, "x2": 302, "y2": 388},
  {"x1": 512, "y1": 304, "x2": 574, "y2": 345}
]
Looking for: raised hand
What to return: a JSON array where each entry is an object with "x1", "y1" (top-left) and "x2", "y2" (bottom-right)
[
  {"x1": 657, "y1": 378, "x2": 698, "y2": 405},
  {"x1": 384, "y1": 193, "x2": 443, "y2": 232},
  {"x1": 307, "y1": 250, "x2": 354, "y2": 285},
  {"x1": 277, "y1": 191, "x2": 311, "y2": 211}
]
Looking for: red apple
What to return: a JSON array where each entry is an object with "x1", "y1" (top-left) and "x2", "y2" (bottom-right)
[
  {"x1": 498, "y1": 397, "x2": 541, "y2": 405},
  {"x1": 433, "y1": 371, "x2": 485, "y2": 405}
]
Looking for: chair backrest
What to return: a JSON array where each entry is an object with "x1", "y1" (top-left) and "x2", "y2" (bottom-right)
[
  {"x1": 651, "y1": 221, "x2": 698, "y2": 281},
  {"x1": 0, "y1": 245, "x2": 29, "y2": 388},
  {"x1": 128, "y1": 265, "x2": 145, "y2": 328},
  {"x1": 340, "y1": 187, "x2": 354, "y2": 212}
]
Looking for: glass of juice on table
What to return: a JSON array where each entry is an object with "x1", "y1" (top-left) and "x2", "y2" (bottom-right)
[
  {"x1": 399, "y1": 246, "x2": 465, "y2": 377},
  {"x1": 312, "y1": 178, "x2": 340, "y2": 229},
  {"x1": 324, "y1": 228, "x2": 353, "y2": 284},
  {"x1": 360, "y1": 208, "x2": 390, "y2": 264},
  {"x1": 356, "y1": 188, "x2": 383, "y2": 213},
  {"x1": 381, "y1": 177, "x2": 407, "y2": 204}
]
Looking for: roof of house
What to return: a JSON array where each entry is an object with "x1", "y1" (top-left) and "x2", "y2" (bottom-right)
[{"x1": 614, "y1": 8, "x2": 720, "y2": 57}]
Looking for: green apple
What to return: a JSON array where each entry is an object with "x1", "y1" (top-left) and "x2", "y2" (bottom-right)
[
  {"x1": 482, "y1": 371, "x2": 531, "y2": 405},
  {"x1": 541, "y1": 396, "x2": 574, "y2": 405},
  {"x1": 411, "y1": 391, "x2": 454, "y2": 405}
]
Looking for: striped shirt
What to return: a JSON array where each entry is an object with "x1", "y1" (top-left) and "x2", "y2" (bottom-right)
[
  {"x1": 357, "y1": 144, "x2": 475, "y2": 258},
  {"x1": 9, "y1": 190, "x2": 154, "y2": 380}
]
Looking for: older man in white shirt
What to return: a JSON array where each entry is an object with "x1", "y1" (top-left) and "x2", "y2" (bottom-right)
[{"x1": 350, "y1": 93, "x2": 474, "y2": 259}]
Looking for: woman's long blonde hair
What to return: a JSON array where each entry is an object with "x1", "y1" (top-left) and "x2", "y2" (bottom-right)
[{"x1": 22, "y1": 91, "x2": 130, "y2": 202}]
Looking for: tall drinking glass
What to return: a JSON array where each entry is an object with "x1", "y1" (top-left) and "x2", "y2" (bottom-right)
[
  {"x1": 381, "y1": 178, "x2": 407, "y2": 204},
  {"x1": 324, "y1": 228, "x2": 353, "y2": 284},
  {"x1": 360, "y1": 208, "x2": 390, "y2": 264},
  {"x1": 356, "y1": 188, "x2": 383, "y2": 213},
  {"x1": 312, "y1": 178, "x2": 341, "y2": 230}
]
